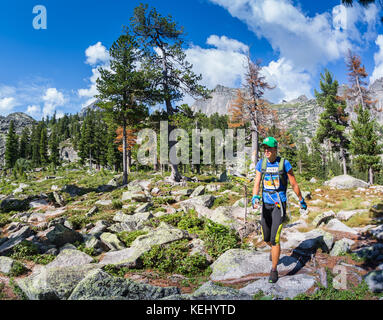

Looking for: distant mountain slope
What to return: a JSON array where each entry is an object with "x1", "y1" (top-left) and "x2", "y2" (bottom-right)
[
  {"x1": 0, "y1": 113, "x2": 36, "y2": 167},
  {"x1": 191, "y1": 79, "x2": 383, "y2": 144}
]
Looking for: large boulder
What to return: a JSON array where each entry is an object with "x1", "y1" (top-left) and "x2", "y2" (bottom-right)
[
  {"x1": 99, "y1": 223, "x2": 188, "y2": 267},
  {"x1": 282, "y1": 229, "x2": 334, "y2": 253},
  {"x1": 311, "y1": 210, "x2": 335, "y2": 227},
  {"x1": 61, "y1": 185, "x2": 84, "y2": 197},
  {"x1": 109, "y1": 211, "x2": 153, "y2": 233},
  {"x1": 121, "y1": 190, "x2": 149, "y2": 202},
  {"x1": 0, "y1": 256, "x2": 16, "y2": 275},
  {"x1": 43, "y1": 224, "x2": 83, "y2": 247},
  {"x1": 239, "y1": 274, "x2": 316, "y2": 299},
  {"x1": 0, "y1": 196, "x2": 30, "y2": 213},
  {"x1": 163, "y1": 281, "x2": 252, "y2": 300},
  {"x1": 45, "y1": 249, "x2": 94, "y2": 269},
  {"x1": 179, "y1": 195, "x2": 216, "y2": 212},
  {"x1": 0, "y1": 226, "x2": 34, "y2": 255},
  {"x1": 68, "y1": 269, "x2": 180, "y2": 300},
  {"x1": 368, "y1": 225, "x2": 383, "y2": 241},
  {"x1": 364, "y1": 270, "x2": 383, "y2": 293},
  {"x1": 330, "y1": 239, "x2": 354, "y2": 256},
  {"x1": 209, "y1": 249, "x2": 302, "y2": 281},
  {"x1": 100, "y1": 232, "x2": 125, "y2": 251},
  {"x1": 16, "y1": 264, "x2": 101, "y2": 300},
  {"x1": 324, "y1": 218, "x2": 358, "y2": 235},
  {"x1": 336, "y1": 209, "x2": 368, "y2": 221},
  {"x1": 323, "y1": 175, "x2": 369, "y2": 189},
  {"x1": 190, "y1": 185, "x2": 205, "y2": 198}
]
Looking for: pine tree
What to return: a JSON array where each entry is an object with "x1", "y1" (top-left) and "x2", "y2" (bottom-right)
[
  {"x1": 130, "y1": 4, "x2": 210, "y2": 181},
  {"x1": 350, "y1": 105, "x2": 382, "y2": 184},
  {"x1": 78, "y1": 111, "x2": 96, "y2": 169},
  {"x1": 4, "y1": 120, "x2": 19, "y2": 169},
  {"x1": 31, "y1": 124, "x2": 42, "y2": 166},
  {"x1": 106, "y1": 123, "x2": 122, "y2": 171},
  {"x1": 49, "y1": 128, "x2": 60, "y2": 168},
  {"x1": 39, "y1": 126, "x2": 49, "y2": 165},
  {"x1": 19, "y1": 127, "x2": 31, "y2": 160},
  {"x1": 315, "y1": 69, "x2": 350, "y2": 175},
  {"x1": 96, "y1": 33, "x2": 151, "y2": 185}
]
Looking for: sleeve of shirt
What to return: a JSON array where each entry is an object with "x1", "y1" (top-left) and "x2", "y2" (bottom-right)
[
  {"x1": 284, "y1": 159, "x2": 293, "y2": 173},
  {"x1": 255, "y1": 159, "x2": 262, "y2": 173}
]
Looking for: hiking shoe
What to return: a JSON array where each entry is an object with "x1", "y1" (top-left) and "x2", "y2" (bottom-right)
[{"x1": 269, "y1": 269, "x2": 278, "y2": 283}]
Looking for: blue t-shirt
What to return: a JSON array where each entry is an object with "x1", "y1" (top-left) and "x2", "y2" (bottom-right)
[{"x1": 255, "y1": 156, "x2": 292, "y2": 205}]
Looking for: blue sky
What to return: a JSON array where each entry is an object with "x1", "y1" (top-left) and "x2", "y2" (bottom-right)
[{"x1": 1, "y1": 0, "x2": 383, "y2": 119}]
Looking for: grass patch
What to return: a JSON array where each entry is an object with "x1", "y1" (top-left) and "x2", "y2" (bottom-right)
[
  {"x1": 9, "y1": 240, "x2": 55, "y2": 265},
  {"x1": 118, "y1": 230, "x2": 148, "y2": 247}
]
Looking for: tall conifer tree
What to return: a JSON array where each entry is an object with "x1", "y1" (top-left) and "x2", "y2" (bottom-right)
[{"x1": 315, "y1": 69, "x2": 350, "y2": 174}]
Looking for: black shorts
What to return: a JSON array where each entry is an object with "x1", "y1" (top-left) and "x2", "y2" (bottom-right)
[{"x1": 261, "y1": 201, "x2": 286, "y2": 246}]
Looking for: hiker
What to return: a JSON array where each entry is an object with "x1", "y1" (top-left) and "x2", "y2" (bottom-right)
[{"x1": 252, "y1": 136, "x2": 307, "y2": 283}]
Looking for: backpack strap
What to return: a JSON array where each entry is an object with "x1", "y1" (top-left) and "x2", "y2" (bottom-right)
[{"x1": 278, "y1": 157, "x2": 287, "y2": 188}]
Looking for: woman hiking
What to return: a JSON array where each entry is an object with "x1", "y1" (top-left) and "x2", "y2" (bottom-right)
[{"x1": 252, "y1": 136, "x2": 307, "y2": 283}]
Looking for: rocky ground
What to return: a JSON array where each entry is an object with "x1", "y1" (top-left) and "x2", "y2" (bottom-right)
[{"x1": 0, "y1": 167, "x2": 383, "y2": 300}]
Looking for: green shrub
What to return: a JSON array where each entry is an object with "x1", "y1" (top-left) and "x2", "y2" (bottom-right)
[
  {"x1": 75, "y1": 243, "x2": 97, "y2": 257},
  {"x1": 158, "y1": 212, "x2": 183, "y2": 227},
  {"x1": 68, "y1": 214, "x2": 91, "y2": 230},
  {"x1": 141, "y1": 240, "x2": 211, "y2": 277},
  {"x1": 177, "y1": 212, "x2": 205, "y2": 234},
  {"x1": 0, "y1": 214, "x2": 11, "y2": 227},
  {"x1": 9, "y1": 241, "x2": 56, "y2": 265},
  {"x1": 118, "y1": 230, "x2": 148, "y2": 247},
  {"x1": 112, "y1": 200, "x2": 123, "y2": 209},
  {"x1": 200, "y1": 220, "x2": 240, "y2": 259},
  {"x1": 103, "y1": 264, "x2": 131, "y2": 278},
  {"x1": 9, "y1": 261, "x2": 28, "y2": 277},
  {"x1": 32, "y1": 254, "x2": 56, "y2": 265},
  {"x1": 176, "y1": 254, "x2": 211, "y2": 276},
  {"x1": 141, "y1": 240, "x2": 189, "y2": 274},
  {"x1": 10, "y1": 241, "x2": 39, "y2": 260}
]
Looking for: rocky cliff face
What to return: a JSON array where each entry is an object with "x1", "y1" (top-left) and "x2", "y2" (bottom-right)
[
  {"x1": 0, "y1": 113, "x2": 36, "y2": 167},
  {"x1": 192, "y1": 79, "x2": 383, "y2": 144}
]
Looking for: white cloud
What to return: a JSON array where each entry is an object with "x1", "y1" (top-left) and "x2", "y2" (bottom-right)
[
  {"x1": 370, "y1": 34, "x2": 383, "y2": 83},
  {"x1": 0, "y1": 97, "x2": 18, "y2": 115},
  {"x1": 262, "y1": 58, "x2": 312, "y2": 102},
  {"x1": 85, "y1": 42, "x2": 109, "y2": 65},
  {"x1": 79, "y1": 42, "x2": 111, "y2": 107},
  {"x1": 185, "y1": 35, "x2": 248, "y2": 90},
  {"x1": 26, "y1": 105, "x2": 41, "y2": 119},
  {"x1": 42, "y1": 88, "x2": 66, "y2": 118},
  {"x1": 184, "y1": 34, "x2": 312, "y2": 103},
  {"x1": 206, "y1": 35, "x2": 249, "y2": 53},
  {"x1": 209, "y1": 0, "x2": 357, "y2": 72},
  {"x1": 206, "y1": 0, "x2": 379, "y2": 101}
]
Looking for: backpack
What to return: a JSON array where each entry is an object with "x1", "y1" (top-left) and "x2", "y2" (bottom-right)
[{"x1": 260, "y1": 157, "x2": 288, "y2": 192}]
